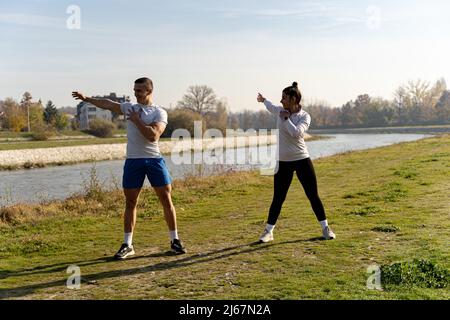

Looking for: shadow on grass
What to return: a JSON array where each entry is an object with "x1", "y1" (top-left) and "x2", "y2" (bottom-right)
[
  {"x1": 0, "y1": 237, "x2": 325, "y2": 299},
  {"x1": 0, "y1": 252, "x2": 174, "y2": 280}
]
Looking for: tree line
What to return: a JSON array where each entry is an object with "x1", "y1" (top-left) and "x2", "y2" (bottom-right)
[
  {"x1": 164, "y1": 78, "x2": 450, "y2": 136},
  {"x1": 305, "y1": 78, "x2": 450, "y2": 129},
  {"x1": 0, "y1": 92, "x2": 69, "y2": 135},
  {"x1": 2, "y1": 78, "x2": 449, "y2": 139}
]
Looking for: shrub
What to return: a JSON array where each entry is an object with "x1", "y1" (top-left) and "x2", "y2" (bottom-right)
[
  {"x1": 31, "y1": 124, "x2": 55, "y2": 141},
  {"x1": 164, "y1": 108, "x2": 204, "y2": 138},
  {"x1": 114, "y1": 119, "x2": 127, "y2": 130},
  {"x1": 81, "y1": 165, "x2": 107, "y2": 202},
  {"x1": 71, "y1": 119, "x2": 80, "y2": 130},
  {"x1": 88, "y1": 118, "x2": 116, "y2": 138},
  {"x1": 381, "y1": 259, "x2": 450, "y2": 289}
]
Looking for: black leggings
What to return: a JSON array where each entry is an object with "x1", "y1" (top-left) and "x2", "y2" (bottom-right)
[{"x1": 267, "y1": 158, "x2": 326, "y2": 225}]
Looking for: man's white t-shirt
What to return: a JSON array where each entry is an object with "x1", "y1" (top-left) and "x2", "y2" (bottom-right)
[
  {"x1": 264, "y1": 100, "x2": 311, "y2": 161},
  {"x1": 120, "y1": 102, "x2": 168, "y2": 159}
]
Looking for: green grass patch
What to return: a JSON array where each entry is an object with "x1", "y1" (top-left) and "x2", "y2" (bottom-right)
[
  {"x1": 379, "y1": 183, "x2": 408, "y2": 202},
  {"x1": 0, "y1": 131, "x2": 33, "y2": 139},
  {"x1": 381, "y1": 259, "x2": 450, "y2": 289},
  {"x1": 342, "y1": 182, "x2": 408, "y2": 203},
  {"x1": 0, "y1": 235, "x2": 67, "y2": 257},
  {"x1": 372, "y1": 225, "x2": 400, "y2": 233},
  {"x1": 0, "y1": 137, "x2": 128, "y2": 151},
  {"x1": 349, "y1": 205, "x2": 384, "y2": 216},
  {"x1": 393, "y1": 168, "x2": 418, "y2": 180}
]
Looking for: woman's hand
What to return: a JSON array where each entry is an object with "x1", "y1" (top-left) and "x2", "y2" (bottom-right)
[
  {"x1": 257, "y1": 93, "x2": 266, "y2": 103},
  {"x1": 279, "y1": 110, "x2": 290, "y2": 120}
]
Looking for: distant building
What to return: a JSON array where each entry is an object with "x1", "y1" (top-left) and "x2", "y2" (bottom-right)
[
  {"x1": 76, "y1": 93, "x2": 130, "y2": 130},
  {"x1": 77, "y1": 103, "x2": 113, "y2": 130}
]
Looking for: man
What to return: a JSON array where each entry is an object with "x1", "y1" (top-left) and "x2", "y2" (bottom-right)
[{"x1": 72, "y1": 77, "x2": 186, "y2": 259}]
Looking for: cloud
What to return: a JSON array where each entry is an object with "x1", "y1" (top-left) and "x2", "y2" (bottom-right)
[
  {"x1": 0, "y1": 13, "x2": 64, "y2": 28},
  {"x1": 205, "y1": 1, "x2": 370, "y2": 31},
  {"x1": 204, "y1": 1, "x2": 448, "y2": 34}
]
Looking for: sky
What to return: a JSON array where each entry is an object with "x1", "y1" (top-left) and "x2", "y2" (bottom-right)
[{"x1": 1, "y1": 0, "x2": 450, "y2": 111}]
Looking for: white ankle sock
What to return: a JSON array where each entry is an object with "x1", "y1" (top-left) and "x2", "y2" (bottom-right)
[
  {"x1": 320, "y1": 220, "x2": 329, "y2": 230},
  {"x1": 124, "y1": 232, "x2": 133, "y2": 246},
  {"x1": 265, "y1": 224, "x2": 275, "y2": 233},
  {"x1": 169, "y1": 230, "x2": 179, "y2": 241}
]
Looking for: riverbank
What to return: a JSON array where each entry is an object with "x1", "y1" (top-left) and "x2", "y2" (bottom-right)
[
  {"x1": 0, "y1": 134, "x2": 314, "y2": 170},
  {"x1": 1, "y1": 134, "x2": 449, "y2": 299},
  {"x1": 310, "y1": 124, "x2": 450, "y2": 135},
  {"x1": 0, "y1": 129, "x2": 127, "y2": 142}
]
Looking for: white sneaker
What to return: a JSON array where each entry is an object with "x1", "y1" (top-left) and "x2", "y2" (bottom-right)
[
  {"x1": 322, "y1": 226, "x2": 336, "y2": 240},
  {"x1": 259, "y1": 228, "x2": 274, "y2": 243}
]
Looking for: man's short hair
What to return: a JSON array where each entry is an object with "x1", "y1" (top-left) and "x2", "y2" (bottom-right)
[{"x1": 135, "y1": 77, "x2": 153, "y2": 93}]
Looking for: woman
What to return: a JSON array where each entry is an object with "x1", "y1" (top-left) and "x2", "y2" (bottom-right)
[{"x1": 257, "y1": 82, "x2": 336, "y2": 242}]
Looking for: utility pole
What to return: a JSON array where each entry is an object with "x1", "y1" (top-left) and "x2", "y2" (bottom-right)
[{"x1": 21, "y1": 92, "x2": 32, "y2": 132}]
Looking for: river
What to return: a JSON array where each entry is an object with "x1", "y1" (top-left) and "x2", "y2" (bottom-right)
[{"x1": 0, "y1": 133, "x2": 431, "y2": 206}]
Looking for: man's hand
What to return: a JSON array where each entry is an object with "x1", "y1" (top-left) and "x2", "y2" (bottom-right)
[
  {"x1": 72, "y1": 91, "x2": 87, "y2": 101},
  {"x1": 257, "y1": 93, "x2": 266, "y2": 103},
  {"x1": 126, "y1": 108, "x2": 142, "y2": 125},
  {"x1": 71, "y1": 92, "x2": 122, "y2": 114},
  {"x1": 280, "y1": 110, "x2": 290, "y2": 120}
]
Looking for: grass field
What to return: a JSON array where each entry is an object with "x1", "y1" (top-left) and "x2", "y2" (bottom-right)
[
  {"x1": 0, "y1": 129, "x2": 126, "y2": 138},
  {"x1": 0, "y1": 137, "x2": 128, "y2": 151},
  {"x1": 0, "y1": 135, "x2": 449, "y2": 300},
  {"x1": 0, "y1": 129, "x2": 130, "y2": 151}
]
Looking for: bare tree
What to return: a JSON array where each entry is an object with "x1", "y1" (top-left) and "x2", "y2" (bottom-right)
[
  {"x1": 407, "y1": 79, "x2": 430, "y2": 105},
  {"x1": 177, "y1": 85, "x2": 217, "y2": 115},
  {"x1": 205, "y1": 99, "x2": 228, "y2": 133}
]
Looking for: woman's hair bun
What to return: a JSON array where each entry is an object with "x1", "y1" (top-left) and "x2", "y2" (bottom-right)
[{"x1": 292, "y1": 82, "x2": 298, "y2": 88}]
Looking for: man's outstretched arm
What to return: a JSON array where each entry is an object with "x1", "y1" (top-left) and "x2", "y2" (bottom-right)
[{"x1": 72, "y1": 91, "x2": 123, "y2": 115}]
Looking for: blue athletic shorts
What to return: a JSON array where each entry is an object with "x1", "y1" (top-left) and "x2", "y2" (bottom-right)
[{"x1": 122, "y1": 158, "x2": 172, "y2": 189}]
